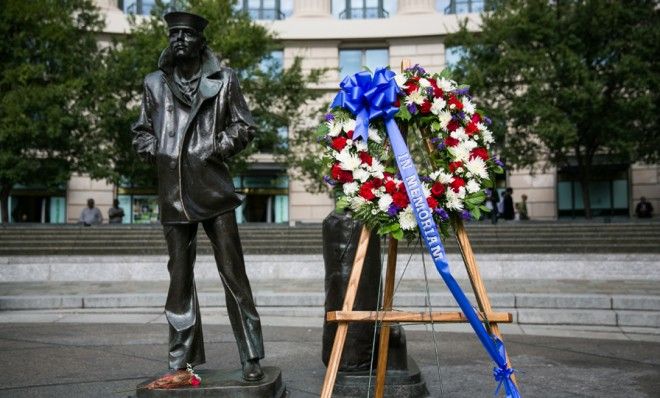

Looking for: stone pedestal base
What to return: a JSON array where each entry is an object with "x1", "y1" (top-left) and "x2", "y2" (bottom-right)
[
  {"x1": 333, "y1": 357, "x2": 429, "y2": 397},
  {"x1": 136, "y1": 367, "x2": 286, "y2": 397}
]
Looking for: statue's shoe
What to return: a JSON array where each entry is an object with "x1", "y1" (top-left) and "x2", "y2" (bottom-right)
[{"x1": 242, "y1": 359, "x2": 264, "y2": 382}]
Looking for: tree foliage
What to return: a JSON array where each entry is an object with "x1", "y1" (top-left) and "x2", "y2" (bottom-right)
[
  {"x1": 92, "y1": 0, "x2": 327, "y2": 188},
  {"x1": 0, "y1": 0, "x2": 104, "y2": 222},
  {"x1": 447, "y1": 0, "x2": 660, "y2": 217}
]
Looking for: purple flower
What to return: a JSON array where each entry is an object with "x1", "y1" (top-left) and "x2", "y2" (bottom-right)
[
  {"x1": 493, "y1": 156, "x2": 505, "y2": 168},
  {"x1": 426, "y1": 87, "x2": 434, "y2": 97},
  {"x1": 407, "y1": 103, "x2": 417, "y2": 115},
  {"x1": 436, "y1": 142, "x2": 446, "y2": 150},
  {"x1": 387, "y1": 203, "x2": 399, "y2": 216},
  {"x1": 430, "y1": 137, "x2": 440, "y2": 144},
  {"x1": 323, "y1": 175, "x2": 336, "y2": 186},
  {"x1": 458, "y1": 111, "x2": 466, "y2": 120},
  {"x1": 484, "y1": 116, "x2": 493, "y2": 125},
  {"x1": 421, "y1": 176, "x2": 433, "y2": 183},
  {"x1": 405, "y1": 64, "x2": 426, "y2": 75},
  {"x1": 461, "y1": 210, "x2": 472, "y2": 220},
  {"x1": 325, "y1": 113, "x2": 335, "y2": 121},
  {"x1": 454, "y1": 87, "x2": 470, "y2": 96},
  {"x1": 435, "y1": 208, "x2": 449, "y2": 221}
]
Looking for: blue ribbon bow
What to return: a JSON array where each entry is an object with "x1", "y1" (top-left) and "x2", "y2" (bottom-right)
[
  {"x1": 330, "y1": 68, "x2": 521, "y2": 398},
  {"x1": 330, "y1": 68, "x2": 400, "y2": 141}
]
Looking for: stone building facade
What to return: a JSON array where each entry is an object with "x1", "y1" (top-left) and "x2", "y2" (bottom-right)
[{"x1": 4, "y1": 0, "x2": 657, "y2": 223}]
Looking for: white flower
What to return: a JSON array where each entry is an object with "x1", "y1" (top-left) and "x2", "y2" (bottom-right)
[
  {"x1": 465, "y1": 157, "x2": 489, "y2": 179},
  {"x1": 369, "y1": 159, "x2": 385, "y2": 179},
  {"x1": 481, "y1": 129, "x2": 494, "y2": 144},
  {"x1": 418, "y1": 78, "x2": 431, "y2": 88},
  {"x1": 405, "y1": 90, "x2": 426, "y2": 106},
  {"x1": 353, "y1": 168, "x2": 371, "y2": 182},
  {"x1": 437, "y1": 77, "x2": 455, "y2": 92},
  {"x1": 378, "y1": 194, "x2": 393, "y2": 212},
  {"x1": 398, "y1": 207, "x2": 417, "y2": 231},
  {"x1": 355, "y1": 140, "x2": 368, "y2": 152},
  {"x1": 437, "y1": 111, "x2": 452, "y2": 130},
  {"x1": 462, "y1": 98, "x2": 476, "y2": 114},
  {"x1": 430, "y1": 170, "x2": 454, "y2": 185},
  {"x1": 343, "y1": 182, "x2": 359, "y2": 196},
  {"x1": 342, "y1": 119, "x2": 356, "y2": 133},
  {"x1": 336, "y1": 150, "x2": 361, "y2": 171},
  {"x1": 445, "y1": 190, "x2": 464, "y2": 211},
  {"x1": 394, "y1": 74, "x2": 407, "y2": 89},
  {"x1": 466, "y1": 179, "x2": 481, "y2": 193},
  {"x1": 431, "y1": 97, "x2": 447, "y2": 115},
  {"x1": 449, "y1": 145, "x2": 471, "y2": 163},
  {"x1": 422, "y1": 183, "x2": 432, "y2": 199},
  {"x1": 476, "y1": 122, "x2": 487, "y2": 131},
  {"x1": 451, "y1": 127, "x2": 469, "y2": 142},
  {"x1": 368, "y1": 126, "x2": 383, "y2": 143},
  {"x1": 327, "y1": 120, "x2": 342, "y2": 137},
  {"x1": 350, "y1": 196, "x2": 367, "y2": 211}
]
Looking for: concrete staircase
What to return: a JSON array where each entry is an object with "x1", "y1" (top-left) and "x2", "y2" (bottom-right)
[{"x1": 1, "y1": 221, "x2": 659, "y2": 255}]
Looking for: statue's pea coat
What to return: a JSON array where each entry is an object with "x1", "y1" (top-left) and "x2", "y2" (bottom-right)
[{"x1": 132, "y1": 47, "x2": 254, "y2": 223}]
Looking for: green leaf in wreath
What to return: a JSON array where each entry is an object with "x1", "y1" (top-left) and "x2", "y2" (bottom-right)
[{"x1": 392, "y1": 228, "x2": 404, "y2": 240}]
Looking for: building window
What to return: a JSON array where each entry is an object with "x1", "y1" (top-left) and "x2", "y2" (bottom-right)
[
  {"x1": 557, "y1": 164, "x2": 629, "y2": 218},
  {"x1": 444, "y1": 46, "x2": 466, "y2": 69},
  {"x1": 259, "y1": 50, "x2": 283, "y2": 73},
  {"x1": 339, "y1": 48, "x2": 389, "y2": 78},
  {"x1": 333, "y1": 0, "x2": 394, "y2": 19},
  {"x1": 119, "y1": 0, "x2": 157, "y2": 15},
  {"x1": 237, "y1": 0, "x2": 292, "y2": 20},
  {"x1": 440, "y1": 0, "x2": 488, "y2": 14},
  {"x1": 233, "y1": 174, "x2": 289, "y2": 223}
]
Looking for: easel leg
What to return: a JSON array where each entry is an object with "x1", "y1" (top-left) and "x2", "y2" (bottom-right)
[
  {"x1": 320, "y1": 226, "x2": 372, "y2": 398},
  {"x1": 374, "y1": 236, "x2": 399, "y2": 398},
  {"x1": 453, "y1": 219, "x2": 517, "y2": 385}
]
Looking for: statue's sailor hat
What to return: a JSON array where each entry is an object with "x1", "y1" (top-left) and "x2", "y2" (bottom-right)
[{"x1": 164, "y1": 11, "x2": 209, "y2": 34}]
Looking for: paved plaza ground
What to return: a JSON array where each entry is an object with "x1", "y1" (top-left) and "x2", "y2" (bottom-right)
[{"x1": 0, "y1": 322, "x2": 658, "y2": 398}]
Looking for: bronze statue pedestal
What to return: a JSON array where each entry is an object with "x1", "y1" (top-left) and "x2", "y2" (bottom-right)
[
  {"x1": 136, "y1": 367, "x2": 286, "y2": 398},
  {"x1": 334, "y1": 356, "x2": 429, "y2": 398}
]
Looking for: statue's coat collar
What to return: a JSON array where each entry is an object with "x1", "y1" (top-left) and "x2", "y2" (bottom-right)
[{"x1": 158, "y1": 47, "x2": 223, "y2": 106}]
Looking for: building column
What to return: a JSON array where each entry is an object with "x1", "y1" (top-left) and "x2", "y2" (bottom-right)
[
  {"x1": 397, "y1": 0, "x2": 437, "y2": 14},
  {"x1": 292, "y1": 0, "x2": 331, "y2": 17}
]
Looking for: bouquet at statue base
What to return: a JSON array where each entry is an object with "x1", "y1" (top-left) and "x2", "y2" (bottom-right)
[
  {"x1": 318, "y1": 64, "x2": 504, "y2": 241},
  {"x1": 316, "y1": 65, "x2": 520, "y2": 398},
  {"x1": 145, "y1": 363, "x2": 201, "y2": 389}
]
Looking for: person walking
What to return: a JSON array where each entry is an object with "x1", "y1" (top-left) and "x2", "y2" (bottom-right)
[{"x1": 501, "y1": 187, "x2": 515, "y2": 220}]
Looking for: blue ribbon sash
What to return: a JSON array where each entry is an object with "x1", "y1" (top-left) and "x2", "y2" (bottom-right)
[{"x1": 331, "y1": 68, "x2": 521, "y2": 398}]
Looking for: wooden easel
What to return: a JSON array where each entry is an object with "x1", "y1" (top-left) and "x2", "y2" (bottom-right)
[{"x1": 320, "y1": 60, "x2": 517, "y2": 398}]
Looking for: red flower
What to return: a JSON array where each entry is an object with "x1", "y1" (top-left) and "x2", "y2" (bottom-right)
[
  {"x1": 394, "y1": 98, "x2": 401, "y2": 107},
  {"x1": 420, "y1": 100, "x2": 432, "y2": 114},
  {"x1": 447, "y1": 119, "x2": 459, "y2": 132},
  {"x1": 429, "y1": 79, "x2": 444, "y2": 98},
  {"x1": 371, "y1": 177, "x2": 383, "y2": 188},
  {"x1": 427, "y1": 196, "x2": 439, "y2": 209},
  {"x1": 465, "y1": 122, "x2": 479, "y2": 136},
  {"x1": 359, "y1": 182, "x2": 376, "y2": 201},
  {"x1": 398, "y1": 182, "x2": 406, "y2": 192},
  {"x1": 404, "y1": 83, "x2": 418, "y2": 95},
  {"x1": 384, "y1": 180, "x2": 397, "y2": 194},
  {"x1": 331, "y1": 163, "x2": 353, "y2": 183},
  {"x1": 470, "y1": 147, "x2": 489, "y2": 161},
  {"x1": 471, "y1": 113, "x2": 482, "y2": 124},
  {"x1": 431, "y1": 182, "x2": 445, "y2": 197},
  {"x1": 346, "y1": 130, "x2": 354, "y2": 139},
  {"x1": 448, "y1": 95, "x2": 463, "y2": 111},
  {"x1": 445, "y1": 136, "x2": 460, "y2": 147},
  {"x1": 331, "y1": 136, "x2": 347, "y2": 151},
  {"x1": 358, "y1": 151, "x2": 373, "y2": 166},
  {"x1": 450, "y1": 177, "x2": 465, "y2": 192},
  {"x1": 449, "y1": 161, "x2": 463, "y2": 173},
  {"x1": 392, "y1": 191, "x2": 409, "y2": 208},
  {"x1": 190, "y1": 376, "x2": 201, "y2": 387}
]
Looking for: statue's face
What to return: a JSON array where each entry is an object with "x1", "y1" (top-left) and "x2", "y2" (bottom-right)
[{"x1": 169, "y1": 27, "x2": 204, "y2": 60}]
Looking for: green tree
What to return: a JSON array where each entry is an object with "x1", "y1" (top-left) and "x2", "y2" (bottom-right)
[
  {"x1": 0, "y1": 0, "x2": 104, "y2": 223},
  {"x1": 447, "y1": 0, "x2": 660, "y2": 218},
  {"x1": 93, "y1": 0, "x2": 326, "y2": 189}
]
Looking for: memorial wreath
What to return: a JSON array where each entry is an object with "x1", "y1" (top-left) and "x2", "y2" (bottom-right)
[{"x1": 318, "y1": 64, "x2": 503, "y2": 241}]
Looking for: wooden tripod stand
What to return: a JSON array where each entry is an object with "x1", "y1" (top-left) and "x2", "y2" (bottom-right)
[{"x1": 320, "y1": 58, "x2": 517, "y2": 397}]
